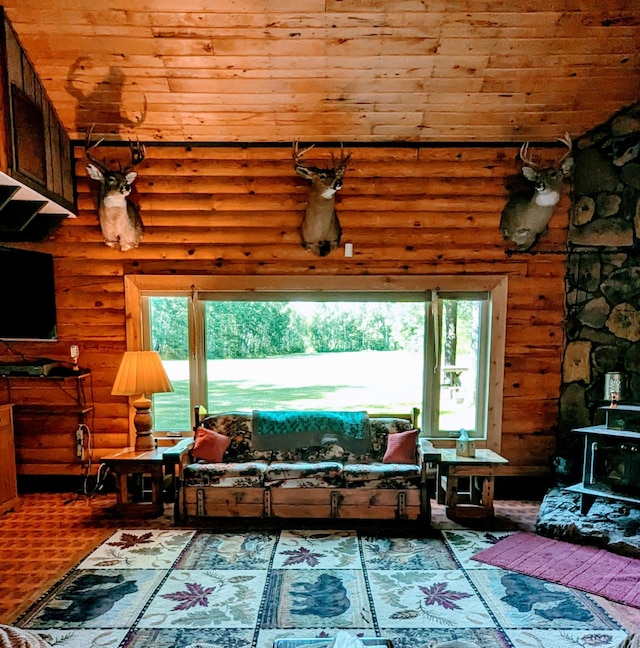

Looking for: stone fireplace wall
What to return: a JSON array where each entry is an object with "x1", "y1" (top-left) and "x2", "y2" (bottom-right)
[{"x1": 558, "y1": 101, "x2": 640, "y2": 483}]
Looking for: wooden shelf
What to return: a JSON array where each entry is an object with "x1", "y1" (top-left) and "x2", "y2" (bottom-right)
[
  {"x1": 3, "y1": 371, "x2": 94, "y2": 475},
  {"x1": 0, "y1": 370, "x2": 91, "y2": 381},
  {"x1": 13, "y1": 405, "x2": 94, "y2": 416}
]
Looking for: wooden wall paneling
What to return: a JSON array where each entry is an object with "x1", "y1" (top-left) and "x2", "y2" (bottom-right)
[
  {"x1": 1, "y1": 2, "x2": 637, "y2": 142},
  {"x1": 0, "y1": 143, "x2": 567, "y2": 477}
]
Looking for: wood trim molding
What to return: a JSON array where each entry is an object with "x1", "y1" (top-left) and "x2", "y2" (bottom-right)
[{"x1": 123, "y1": 273, "x2": 507, "y2": 450}]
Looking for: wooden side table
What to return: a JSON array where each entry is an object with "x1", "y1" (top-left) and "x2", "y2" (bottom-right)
[
  {"x1": 102, "y1": 447, "x2": 167, "y2": 517},
  {"x1": 436, "y1": 448, "x2": 508, "y2": 519},
  {"x1": 102, "y1": 440, "x2": 193, "y2": 518}
]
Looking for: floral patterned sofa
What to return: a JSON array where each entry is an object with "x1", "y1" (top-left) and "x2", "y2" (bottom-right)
[{"x1": 176, "y1": 408, "x2": 439, "y2": 523}]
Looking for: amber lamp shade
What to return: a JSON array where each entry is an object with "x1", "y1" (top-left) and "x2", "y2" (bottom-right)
[{"x1": 111, "y1": 351, "x2": 174, "y2": 451}]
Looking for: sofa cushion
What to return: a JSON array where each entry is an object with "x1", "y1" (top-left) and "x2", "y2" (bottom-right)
[
  {"x1": 342, "y1": 463, "x2": 421, "y2": 489},
  {"x1": 192, "y1": 426, "x2": 232, "y2": 463},
  {"x1": 383, "y1": 429, "x2": 419, "y2": 464},
  {"x1": 272, "y1": 442, "x2": 346, "y2": 463},
  {"x1": 265, "y1": 461, "x2": 343, "y2": 488},
  {"x1": 184, "y1": 461, "x2": 267, "y2": 487},
  {"x1": 367, "y1": 417, "x2": 416, "y2": 462}
]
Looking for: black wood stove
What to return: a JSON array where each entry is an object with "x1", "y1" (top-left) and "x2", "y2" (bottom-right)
[{"x1": 568, "y1": 405, "x2": 640, "y2": 514}]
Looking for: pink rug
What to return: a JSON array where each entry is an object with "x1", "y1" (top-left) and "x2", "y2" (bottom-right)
[{"x1": 472, "y1": 532, "x2": 640, "y2": 608}]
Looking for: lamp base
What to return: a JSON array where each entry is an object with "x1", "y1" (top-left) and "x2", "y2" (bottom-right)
[{"x1": 132, "y1": 396, "x2": 156, "y2": 452}]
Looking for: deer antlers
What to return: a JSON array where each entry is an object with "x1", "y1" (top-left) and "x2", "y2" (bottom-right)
[
  {"x1": 519, "y1": 131, "x2": 572, "y2": 169},
  {"x1": 292, "y1": 139, "x2": 315, "y2": 166},
  {"x1": 292, "y1": 139, "x2": 351, "y2": 173},
  {"x1": 84, "y1": 123, "x2": 146, "y2": 173}
]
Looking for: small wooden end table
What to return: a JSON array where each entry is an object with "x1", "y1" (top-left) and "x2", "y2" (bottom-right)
[
  {"x1": 436, "y1": 448, "x2": 508, "y2": 519},
  {"x1": 102, "y1": 440, "x2": 192, "y2": 518}
]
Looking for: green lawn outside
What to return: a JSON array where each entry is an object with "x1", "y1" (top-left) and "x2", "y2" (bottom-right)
[{"x1": 153, "y1": 350, "x2": 475, "y2": 432}]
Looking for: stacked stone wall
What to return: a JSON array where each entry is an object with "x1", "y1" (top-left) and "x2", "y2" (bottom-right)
[{"x1": 558, "y1": 102, "x2": 640, "y2": 482}]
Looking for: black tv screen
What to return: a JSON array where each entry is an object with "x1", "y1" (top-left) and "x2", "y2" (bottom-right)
[{"x1": 0, "y1": 246, "x2": 57, "y2": 340}]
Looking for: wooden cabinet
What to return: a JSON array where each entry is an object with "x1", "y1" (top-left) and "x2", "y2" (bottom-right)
[
  {"x1": 0, "y1": 8, "x2": 75, "y2": 241},
  {"x1": 0, "y1": 404, "x2": 20, "y2": 514}
]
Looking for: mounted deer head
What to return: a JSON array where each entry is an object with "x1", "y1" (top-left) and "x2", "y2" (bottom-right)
[
  {"x1": 85, "y1": 125, "x2": 145, "y2": 251},
  {"x1": 500, "y1": 132, "x2": 574, "y2": 251},
  {"x1": 292, "y1": 140, "x2": 351, "y2": 257}
]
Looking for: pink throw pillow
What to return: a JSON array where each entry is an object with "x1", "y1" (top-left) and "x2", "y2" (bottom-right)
[
  {"x1": 383, "y1": 429, "x2": 418, "y2": 464},
  {"x1": 192, "y1": 426, "x2": 231, "y2": 463}
]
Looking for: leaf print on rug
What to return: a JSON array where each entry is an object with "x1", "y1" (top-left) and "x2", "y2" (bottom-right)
[
  {"x1": 280, "y1": 547, "x2": 325, "y2": 567},
  {"x1": 124, "y1": 627, "x2": 256, "y2": 648},
  {"x1": 441, "y1": 530, "x2": 514, "y2": 570},
  {"x1": 25, "y1": 628, "x2": 130, "y2": 648},
  {"x1": 379, "y1": 627, "x2": 513, "y2": 648},
  {"x1": 418, "y1": 582, "x2": 473, "y2": 611},
  {"x1": 176, "y1": 531, "x2": 276, "y2": 570},
  {"x1": 503, "y1": 628, "x2": 629, "y2": 648},
  {"x1": 138, "y1": 569, "x2": 266, "y2": 629},
  {"x1": 108, "y1": 532, "x2": 154, "y2": 550},
  {"x1": 368, "y1": 570, "x2": 492, "y2": 629},
  {"x1": 362, "y1": 537, "x2": 457, "y2": 571},
  {"x1": 161, "y1": 582, "x2": 216, "y2": 611},
  {"x1": 273, "y1": 530, "x2": 359, "y2": 569},
  {"x1": 78, "y1": 529, "x2": 195, "y2": 570}
]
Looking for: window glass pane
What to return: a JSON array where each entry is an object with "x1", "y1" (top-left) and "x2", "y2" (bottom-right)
[
  {"x1": 438, "y1": 298, "x2": 482, "y2": 436},
  {"x1": 149, "y1": 296, "x2": 191, "y2": 431},
  {"x1": 144, "y1": 289, "x2": 495, "y2": 440},
  {"x1": 203, "y1": 301, "x2": 425, "y2": 415}
]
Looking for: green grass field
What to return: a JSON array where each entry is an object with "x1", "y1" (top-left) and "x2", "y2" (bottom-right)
[{"x1": 153, "y1": 350, "x2": 475, "y2": 432}]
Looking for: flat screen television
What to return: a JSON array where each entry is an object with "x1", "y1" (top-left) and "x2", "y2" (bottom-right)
[{"x1": 0, "y1": 246, "x2": 57, "y2": 341}]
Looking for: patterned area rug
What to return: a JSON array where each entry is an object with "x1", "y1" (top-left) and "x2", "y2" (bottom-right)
[
  {"x1": 472, "y1": 531, "x2": 640, "y2": 608},
  {"x1": 14, "y1": 528, "x2": 630, "y2": 648}
]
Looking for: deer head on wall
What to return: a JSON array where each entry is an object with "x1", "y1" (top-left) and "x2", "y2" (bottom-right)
[
  {"x1": 85, "y1": 125, "x2": 145, "y2": 251},
  {"x1": 499, "y1": 133, "x2": 574, "y2": 251},
  {"x1": 292, "y1": 140, "x2": 351, "y2": 257}
]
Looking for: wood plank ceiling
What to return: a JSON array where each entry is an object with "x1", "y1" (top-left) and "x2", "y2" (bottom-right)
[{"x1": 2, "y1": 0, "x2": 639, "y2": 144}]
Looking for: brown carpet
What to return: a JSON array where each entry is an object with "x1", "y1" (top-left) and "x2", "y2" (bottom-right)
[{"x1": 0, "y1": 491, "x2": 174, "y2": 623}]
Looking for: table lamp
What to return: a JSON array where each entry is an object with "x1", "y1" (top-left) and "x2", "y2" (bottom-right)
[{"x1": 111, "y1": 350, "x2": 174, "y2": 451}]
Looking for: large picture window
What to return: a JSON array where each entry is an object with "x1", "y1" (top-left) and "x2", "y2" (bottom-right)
[{"x1": 127, "y1": 275, "x2": 506, "y2": 448}]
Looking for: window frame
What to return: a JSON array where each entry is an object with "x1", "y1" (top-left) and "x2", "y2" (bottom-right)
[{"x1": 124, "y1": 274, "x2": 507, "y2": 450}]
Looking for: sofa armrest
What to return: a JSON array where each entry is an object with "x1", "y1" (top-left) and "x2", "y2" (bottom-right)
[
  {"x1": 418, "y1": 437, "x2": 440, "y2": 491},
  {"x1": 163, "y1": 438, "x2": 194, "y2": 463},
  {"x1": 163, "y1": 439, "x2": 194, "y2": 523},
  {"x1": 163, "y1": 439, "x2": 194, "y2": 485},
  {"x1": 418, "y1": 437, "x2": 440, "y2": 464}
]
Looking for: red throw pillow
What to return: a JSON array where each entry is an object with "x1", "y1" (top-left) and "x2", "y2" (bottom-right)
[
  {"x1": 192, "y1": 426, "x2": 231, "y2": 463},
  {"x1": 383, "y1": 429, "x2": 418, "y2": 464}
]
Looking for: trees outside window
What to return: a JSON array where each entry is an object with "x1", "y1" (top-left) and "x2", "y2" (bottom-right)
[{"x1": 146, "y1": 291, "x2": 492, "y2": 440}]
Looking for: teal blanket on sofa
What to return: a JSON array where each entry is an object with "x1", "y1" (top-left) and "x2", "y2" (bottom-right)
[{"x1": 252, "y1": 410, "x2": 371, "y2": 454}]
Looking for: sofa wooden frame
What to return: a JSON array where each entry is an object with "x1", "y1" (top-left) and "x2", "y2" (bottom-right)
[{"x1": 174, "y1": 407, "x2": 440, "y2": 524}]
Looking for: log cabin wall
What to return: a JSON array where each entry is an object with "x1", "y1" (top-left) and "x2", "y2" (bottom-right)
[{"x1": 0, "y1": 141, "x2": 569, "y2": 481}]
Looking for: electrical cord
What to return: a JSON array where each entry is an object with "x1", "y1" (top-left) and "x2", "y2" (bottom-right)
[{"x1": 65, "y1": 422, "x2": 111, "y2": 503}]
